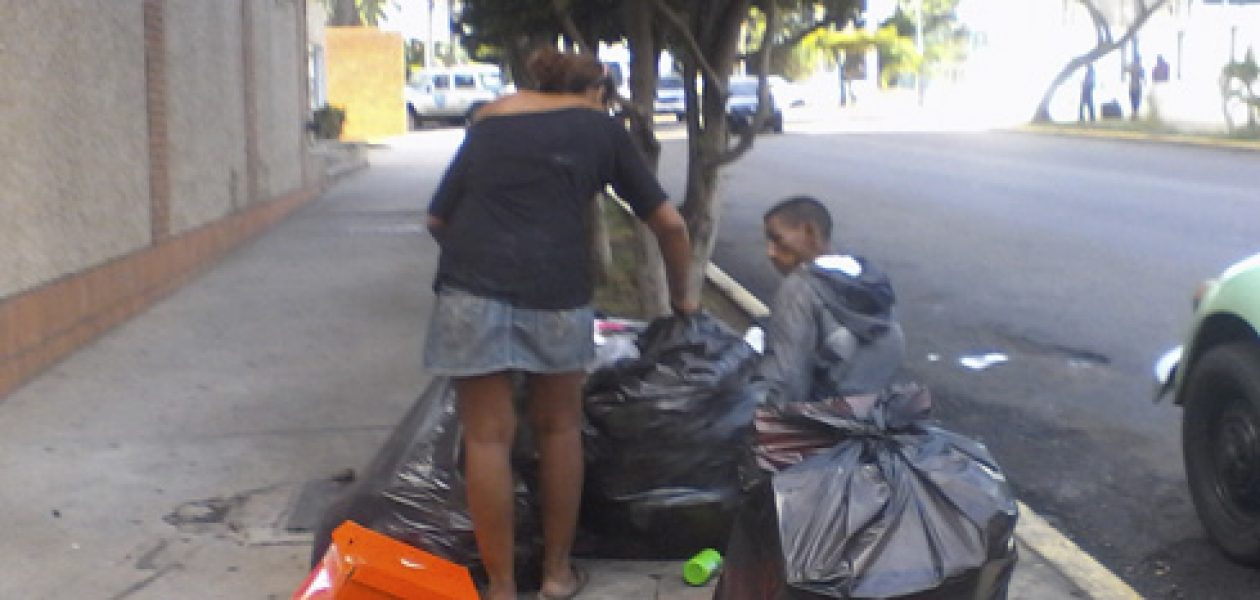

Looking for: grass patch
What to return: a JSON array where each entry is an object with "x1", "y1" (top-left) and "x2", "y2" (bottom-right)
[
  {"x1": 1053, "y1": 119, "x2": 1180, "y2": 134},
  {"x1": 1030, "y1": 119, "x2": 1260, "y2": 145},
  {"x1": 592, "y1": 198, "x2": 648, "y2": 320}
]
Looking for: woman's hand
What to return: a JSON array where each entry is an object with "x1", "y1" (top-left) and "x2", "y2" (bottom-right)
[{"x1": 426, "y1": 215, "x2": 446, "y2": 241}]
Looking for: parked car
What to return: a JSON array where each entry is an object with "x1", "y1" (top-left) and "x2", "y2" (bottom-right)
[
  {"x1": 1155, "y1": 252, "x2": 1260, "y2": 565},
  {"x1": 726, "y1": 76, "x2": 783, "y2": 134},
  {"x1": 405, "y1": 65, "x2": 505, "y2": 127},
  {"x1": 654, "y1": 74, "x2": 686, "y2": 121}
]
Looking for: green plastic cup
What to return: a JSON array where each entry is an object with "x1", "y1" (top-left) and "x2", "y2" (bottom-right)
[{"x1": 683, "y1": 548, "x2": 723, "y2": 586}]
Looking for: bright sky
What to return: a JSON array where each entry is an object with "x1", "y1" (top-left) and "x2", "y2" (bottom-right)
[{"x1": 380, "y1": 0, "x2": 451, "y2": 42}]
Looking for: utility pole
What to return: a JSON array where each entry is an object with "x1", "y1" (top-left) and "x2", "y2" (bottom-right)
[{"x1": 426, "y1": 0, "x2": 436, "y2": 68}]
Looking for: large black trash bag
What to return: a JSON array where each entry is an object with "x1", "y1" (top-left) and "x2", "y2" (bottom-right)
[
  {"x1": 715, "y1": 386, "x2": 1019, "y2": 599},
  {"x1": 580, "y1": 313, "x2": 760, "y2": 558},
  {"x1": 312, "y1": 377, "x2": 543, "y2": 590}
]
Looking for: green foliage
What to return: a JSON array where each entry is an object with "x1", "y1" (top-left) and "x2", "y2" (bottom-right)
[
  {"x1": 456, "y1": 0, "x2": 622, "y2": 63},
  {"x1": 811, "y1": 25, "x2": 920, "y2": 87},
  {"x1": 322, "y1": 0, "x2": 397, "y2": 27},
  {"x1": 1221, "y1": 49, "x2": 1260, "y2": 132},
  {"x1": 882, "y1": 0, "x2": 968, "y2": 74},
  {"x1": 1224, "y1": 49, "x2": 1259, "y2": 87},
  {"x1": 779, "y1": 42, "x2": 824, "y2": 80},
  {"x1": 749, "y1": 1, "x2": 864, "y2": 77},
  {"x1": 406, "y1": 39, "x2": 426, "y2": 71},
  {"x1": 312, "y1": 105, "x2": 347, "y2": 139}
]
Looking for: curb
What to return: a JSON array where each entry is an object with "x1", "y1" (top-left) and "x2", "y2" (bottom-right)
[
  {"x1": 702, "y1": 262, "x2": 1144, "y2": 600},
  {"x1": 1014, "y1": 501, "x2": 1141, "y2": 599},
  {"x1": 1016, "y1": 124, "x2": 1260, "y2": 153}
]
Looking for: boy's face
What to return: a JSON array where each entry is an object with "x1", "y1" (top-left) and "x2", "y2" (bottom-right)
[{"x1": 764, "y1": 215, "x2": 823, "y2": 275}]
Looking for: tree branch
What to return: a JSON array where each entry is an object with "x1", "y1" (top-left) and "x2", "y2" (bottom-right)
[
  {"x1": 1113, "y1": 0, "x2": 1166, "y2": 50},
  {"x1": 714, "y1": 0, "x2": 777, "y2": 167},
  {"x1": 1033, "y1": 0, "x2": 1169, "y2": 122},
  {"x1": 1079, "y1": 0, "x2": 1113, "y2": 46},
  {"x1": 735, "y1": 16, "x2": 836, "y2": 60},
  {"x1": 551, "y1": 0, "x2": 592, "y2": 54},
  {"x1": 620, "y1": 0, "x2": 662, "y2": 162},
  {"x1": 647, "y1": 0, "x2": 726, "y2": 95}
]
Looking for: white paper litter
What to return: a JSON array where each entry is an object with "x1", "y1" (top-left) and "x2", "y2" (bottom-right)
[
  {"x1": 744, "y1": 326, "x2": 765, "y2": 354},
  {"x1": 959, "y1": 353, "x2": 1009, "y2": 370}
]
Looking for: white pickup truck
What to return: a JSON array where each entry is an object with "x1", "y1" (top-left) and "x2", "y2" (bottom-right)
[{"x1": 405, "y1": 65, "x2": 506, "y2": 127}]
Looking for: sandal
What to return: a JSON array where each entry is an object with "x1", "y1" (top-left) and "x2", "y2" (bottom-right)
[{"x1": 537, "y1": 564, "x2": 589, "y2": 600}]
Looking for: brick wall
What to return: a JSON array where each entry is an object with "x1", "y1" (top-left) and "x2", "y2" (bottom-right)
[{"x1": 0, "y1": 0, "x2": 324, "y2": 399}]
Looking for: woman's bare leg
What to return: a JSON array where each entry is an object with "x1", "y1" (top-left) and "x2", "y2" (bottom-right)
[
  {"x1": 526, "y1": 371, "x2": 586, "y2": 597},
  {"x1": 456, "y1": 373, "x2": 518, "y2": 600}
]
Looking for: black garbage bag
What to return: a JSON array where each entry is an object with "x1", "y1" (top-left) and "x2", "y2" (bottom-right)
[
  {"x1": 311, "y1": 377, "x2": 543, "y2": 590},
  {"x1": 580, "y1": 313, "x2": 760, "y2": 558},
  {"x1": 715, "y1": 385, "x2": 1019, "y2": 599}
]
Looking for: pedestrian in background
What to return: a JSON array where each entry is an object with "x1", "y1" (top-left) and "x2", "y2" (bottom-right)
[
  {"x1": 1153, "y1": 54, "x2": 1171, "y2": 83},
  {"x1": 1127, "y1": 56, "x2": 1146, "y2": 120},
  {"x1": 425, "y1": 48, "x2": 697, "y2": 600},
  {"x1": 1079, "y1": 63, "x2": 1097, "y2": 122}
]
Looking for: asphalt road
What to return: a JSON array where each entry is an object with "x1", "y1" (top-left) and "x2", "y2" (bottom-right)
[{"x1": 652, "y1": 129, "x2": 1260, "y2": 598}]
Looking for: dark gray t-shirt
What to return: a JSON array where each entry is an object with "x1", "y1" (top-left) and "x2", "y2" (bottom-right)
[{"x1": 428, "y1": 108, "x2": 666, "y2": 309}]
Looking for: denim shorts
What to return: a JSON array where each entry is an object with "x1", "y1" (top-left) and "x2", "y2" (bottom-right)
[{"x1": 423, "y1": 287, "x2": 595, "y2": 377}]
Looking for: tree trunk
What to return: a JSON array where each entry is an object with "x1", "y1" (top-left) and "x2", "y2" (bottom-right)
[
  {"x1": 1032, "y1": 0, "x2": 1167, "y2": 123},
  {"x1": 678, "y1": 0, "x2": 750, "y2": 301},
  {"x1": 329, "y1": 0, "x2": 361, "y2": 26},
  {"x1": 1033, "y1": 55, "x2": 1095, "y2": 123},
  {"x1": 621, "y1": 0, "x2": 671, "y2": 317},
  {"x1": 504, "y1": 34, "x2": 543, "y2": 90},
  {"x1": 680, "y1": 75, "x2": 735, "y2": 300}
]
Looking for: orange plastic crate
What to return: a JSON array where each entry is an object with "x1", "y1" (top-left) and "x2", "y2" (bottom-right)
[{"x1": 294, "y1": 521, "x2": 479, "y2": 600}]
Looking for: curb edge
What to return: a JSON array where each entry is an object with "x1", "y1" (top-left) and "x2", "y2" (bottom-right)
[
  {"x1": 702, "y1": 261, "x2": 1144, "y2": 600},
  {"x1": 1014, "y1": 501, "x2": 1142, "y2": 599},
  {"x1": 1015, "y1": 124, "x2": 1260, "y2": 153}
]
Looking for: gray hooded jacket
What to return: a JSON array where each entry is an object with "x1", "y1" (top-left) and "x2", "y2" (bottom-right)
[{"x1": 757, "y1": 255, "x2": 905, "y2": 404}]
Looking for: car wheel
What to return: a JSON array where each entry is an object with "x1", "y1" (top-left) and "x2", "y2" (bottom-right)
[
  {"x1": 408, "y1": 106, "x2": 424, "y2": 130},
  {"x1": 1183, "y1": 341, "x2": 1260, "y2": 565},
  {"x1": 675, "y1": 112, "x2": 686, "y2": 123},
  {"x1": 771, "y1": 113, "x2": 784, "y2": 134}
]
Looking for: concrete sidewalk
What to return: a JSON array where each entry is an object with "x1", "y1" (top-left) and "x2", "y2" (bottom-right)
[{"x1": 0, "y1": 134, "x2": 1121, "y2": 599}]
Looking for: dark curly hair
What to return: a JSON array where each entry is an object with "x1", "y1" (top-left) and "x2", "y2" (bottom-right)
[{"x1": 526, "y1": 47, "x2": 607, "y2": 94}]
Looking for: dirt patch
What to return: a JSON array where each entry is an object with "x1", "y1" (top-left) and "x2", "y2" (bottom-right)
[{"x1": 594, "y1": 200, "x2": 752, "y2": 331}]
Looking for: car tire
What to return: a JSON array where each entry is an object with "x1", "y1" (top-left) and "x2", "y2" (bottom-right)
[
  {"x1": 675, "y1": 112, "x2": 686, "y2": 122},
  {"x1": 408, "y1": 106, "x2": 424, "y2": 130},
  {"x1": 1182, "y1": 341, "x2": 1260, "y2": 566},
  {"x1": 771, "y1": 113, "x2": 784, "y2": 134}
]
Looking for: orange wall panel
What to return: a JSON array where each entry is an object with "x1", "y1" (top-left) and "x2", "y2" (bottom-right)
[{"x1": 325, "y1": 27, "x2": 406, "y2": 141}]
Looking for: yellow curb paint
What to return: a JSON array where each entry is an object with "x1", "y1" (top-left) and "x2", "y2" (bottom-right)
[
  {"x1": 703, "y1": 262, "x2": 1145, "y2": 600},
  {"x1": 1019, "y1": 124, "x2": 1260, "y2": 152},
  {"x1": 1016, "y1": 501, "x2": 1144, "y2": 599}
]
